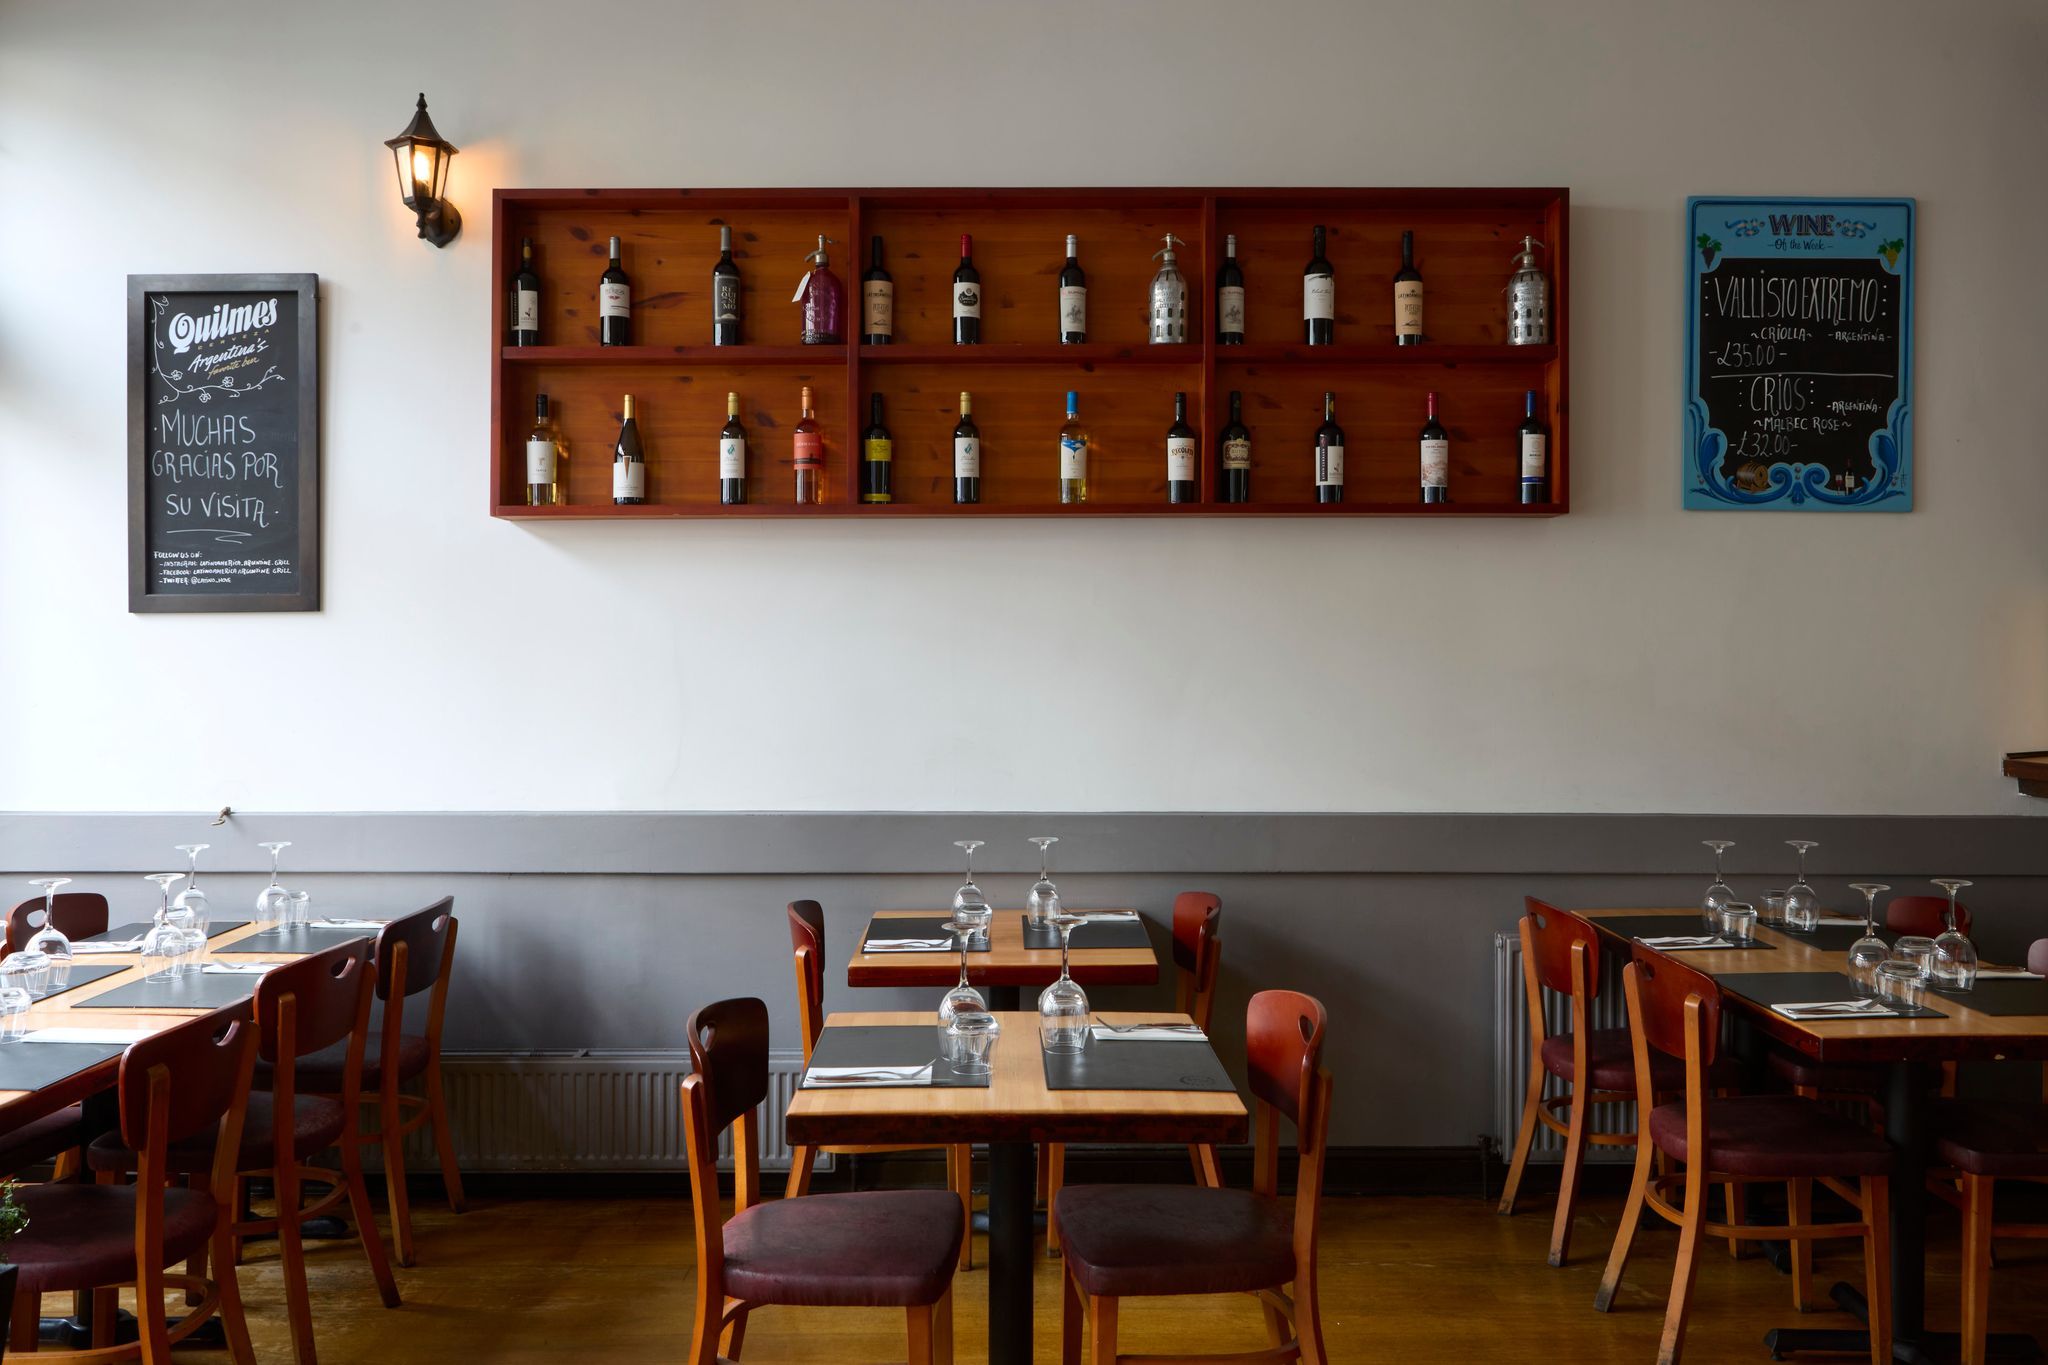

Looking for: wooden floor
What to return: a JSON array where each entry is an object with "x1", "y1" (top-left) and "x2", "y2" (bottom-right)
[{"x1": 38, "y1": 1182, "x2": 2048, "y2": 1362}]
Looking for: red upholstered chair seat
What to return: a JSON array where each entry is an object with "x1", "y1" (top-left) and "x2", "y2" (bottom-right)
[
  {"x1": 0, "y1": 1104, "x2": 87, "y2": 1174},
  {"x1": 1054, "y1": 1186, "x2": 1295, "y2": 1298},
  {"x1": 721, "y1": 1189, "x2": 963, "y2": 1308},
  {"x1": 1541, "y1": 1029, "x2": 1684, "y2": 1092},
  {"x1": 7, "y1": 1183, "x2": 216, "y2": 1296},
  {"x1": 1766, "y1": 1049, "x2": 1886, "y2": 1096},
  {"x1": 1934, "y1": 1099, "x2": 2048, "y2": 1178},
  {"x1": 86, "y1": 1092, "x2": 348, "y2": 1177},
  {"x1": 274, "y1": 1031, "x2": 430, "y2": 1092},
  {"x1": 1648, "y1": 1096, "x2": 1894, "y2": 1178}
]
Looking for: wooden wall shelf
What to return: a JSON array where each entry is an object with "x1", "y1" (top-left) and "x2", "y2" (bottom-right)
[
  {"x1": 2004, "y1": 752, "x2": 2048, "y2": 798},
  {"x1": 490, "y1": 187, "x2": 1569, "y2": 519}
]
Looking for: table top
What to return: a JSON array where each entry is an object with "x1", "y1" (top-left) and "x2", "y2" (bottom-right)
[
  {"x1": 785, "y1": 1010, "x2": 1246, "y2": 1146},
  {"x1": 1581, "y1": 907, "x2": 2048, "y2": 1064},
  {"x1": 846, "y1": 909, "x2": 1161, "y2": 990}
]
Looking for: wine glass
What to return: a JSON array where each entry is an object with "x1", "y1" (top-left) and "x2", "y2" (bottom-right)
[
  {"x1": 171, "y1": 844, "x2": 211, "y2": 933},
  {"x1": 1702, "y1": 841, "x2": 1737, "y2": 929},
  {"x1": 254, "y1": 841, "x2": 293, "y2": 925},
  {"x1": 140, "y1": 873, "x2": 186, "y2": 982},
  {"x1": 23, "y1": 877, "x2": 74, "y2": 990},
  {"x1": 951, "y1": 841, "x2": 992, "y2": 945},
  {"x1": 1038, "y1": 912, "x2": 1091, "y2": 1054},
  {"x1": 1846, "y1": 883, "x2": 1892, "y2": 995},
  {"x1": 1929, "y1": 878, "x2": 1978, "y2": 992},
  {"x1": 944, "y1": 1011, "x2": 997, "y2": 1077},
  {"x1": 1783, "y1": 840, "x2": 1821, "y2": 931},
  {"x1": 1026, "y1": 837, "x2": 1062, "y2": 930},
  {"x1": 937, "y1": 917, "x2": 987, "y2": 1024}
]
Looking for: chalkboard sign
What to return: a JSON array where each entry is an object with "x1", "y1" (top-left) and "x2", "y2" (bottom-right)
[
  {"x1": 127, "y1": 274, "x2": 319, "y2": 611},
  {"x1": 1684, "y1": 198, "x2": 1912, "y2": 511}
]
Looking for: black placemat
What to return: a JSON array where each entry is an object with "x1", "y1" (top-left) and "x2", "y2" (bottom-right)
[
  {"x1": 1716, "y1": 971, "x2": 1947, "y2": 1020},
  {"x1": 1582, "y1": 914, "x2": 1775, "y2": 951},
  {"x1": 807, "y1": 1024, "x2": 989, "y2": 1088},
  {"x1": 0, "y1": 1041, "x2": 125, "y2": 1091},
  {"x1": 214, "y1": 924, "x2": 377, "y2": 955},
  {"x1": 861, "y1": 917, "x2": 988, "y2": 953},
  {"x1": 90, "y1": 919, "x2": 250, "y2": 943},
  {"x1": 72, "y1": 972, "x2": 263, "y2": 1011},
  {"x1": 1778, "y1": 923, "x2": 1894, "y2": 952},
  {"x1": 1929, "y1": 978, "x2": 2048, "y2": 1017},
  {"x1": 1042, "y1": 1036, "x2": 1238, "y2": 1093},
  {"x1": 41, "y1": 965, "x2": 126, "y2": 1001},
  {"x1": 1020, "y1": 914, "x2": 1152, "y2": 951}
]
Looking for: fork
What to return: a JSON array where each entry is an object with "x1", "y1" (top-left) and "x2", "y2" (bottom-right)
[{"x1": 1093, "y1": 1021, "x2": 1203, "y2": 1034}]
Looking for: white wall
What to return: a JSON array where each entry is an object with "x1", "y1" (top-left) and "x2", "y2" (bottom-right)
[{"x1": 2, "y1": 0, "x2": 2044, "y2": 815}]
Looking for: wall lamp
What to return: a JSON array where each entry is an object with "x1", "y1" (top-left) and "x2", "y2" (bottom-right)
[{"x1": 384, "y1": 93, "x2": 461, "y2": 248}]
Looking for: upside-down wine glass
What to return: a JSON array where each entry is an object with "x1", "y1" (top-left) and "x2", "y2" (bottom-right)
[
  {"x1": 169, "y1": 844, "x2": 211, "y2": 972},
  {"x1": 951, "y1": 840, "x2": 992, "y2": 945},
  {"x1": 23, "y1": 877, "x2": 74, "y2": 990},
  {"x1": 1026, "y1": 837, "x2": 1062, "y2": 930},
  {"x1": 1783, "y1": 840, "x2": 1821, "y2": 931},
  {"x1": 1702, "y1": 841, "x2": 1737, "y2": 930},
  {"x1": 1846, "y1": 883, "x2": 1892, "y2": 996},
  {"x1": 937, "y1": 917, "x2": 987, "y2": 1024},
  {"x1": 140, "y1": 873, "x2": 186, "y2": 982},
  {"x1": 1929, "y1": 877, "x2": 1978, "y2": 992},
  {"x1": 254, "y1": 842, "x2": 293, "y2": 925},
  {"x1": 1038, "y1": 912, "x2": 1090, "y2": 1054}
]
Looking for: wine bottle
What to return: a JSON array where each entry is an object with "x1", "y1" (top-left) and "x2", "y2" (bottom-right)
[
  {"x1": 1059, "y1": 390, "x2": 1088, "y2": 505},
  {"x1": 953, "y1": 391, "x2": 980, "y2": 503},
  {"x1": 525, "y1": 392, "x2": 562, "y2": 506},
  {"x1": 612, "y1": 394, "x2": 645, "y2": 505},
  {"x1": 1219, "y1": 390, "x2": 1250, "y2": 503},
  {"x1": 1394, "y1": 230, "x2": 1424, "y2": 345},
  {"x1": 953, "y1": 236, "x2": 981, "y2": 344},
  {"x1": 1314, "y1": 391, "x2": 1344, "y2": 504},
  {"x1": 1059, "y1": 235, "x2": 1087, "y2": 344},
  {"x1": 796, "y1": 235, "x2": 843, "y2": 345},
  {"x1": 1419, "y1": 391, "x2": 1449, "y2": 503},
  {"x1": 861, "y1": 393, "x2": 893, "y2": 505},
  {"x1": 793, "y1": 386, "x2": 823, "y2": 506},
  {"x1": 720, "y1": 391, "x2": 747, "y2": 506},
  {"x1": 712, "y1": 225, "x2": 743, "y2": 346},
  {"x1": 862, "y1": 236, "x2": 893, "y2": 345},
  {"x1": 510, "y1": 236, "x2": 541, "y2": 346},
  {"x1": 1303, "y1": 224, "x2": 1334, "y2": 346},
  {"x1": 1216, "y1": 234, "x2": 1245, "y2": 344},
  {"x1": 1164, "y1": 391, "x2": 1197, "y2": 503},
  {"x1": 600, "y1": 235, "x2": 632, "y2": 346},
  {"x1": 1519, "y1": 390, "x2": 1548, "y2": 504}
]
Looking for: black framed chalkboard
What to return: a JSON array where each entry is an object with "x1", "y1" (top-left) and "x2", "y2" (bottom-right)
[{"x1": 127, "y1": 274, "x2": 320, "y2": 611}]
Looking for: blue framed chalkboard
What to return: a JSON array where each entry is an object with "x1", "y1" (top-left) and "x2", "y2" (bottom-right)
[{"x1": 1684, "y1": 197, "x2": 1912, "y2": 511}]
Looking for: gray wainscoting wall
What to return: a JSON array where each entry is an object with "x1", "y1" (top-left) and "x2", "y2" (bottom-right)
[{"x1": 3, "y1": 812, "x2": 2043, "y2": 1150}]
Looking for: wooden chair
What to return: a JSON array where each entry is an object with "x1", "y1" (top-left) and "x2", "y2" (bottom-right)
[
  {"x1": 100, "y1": 942, "x2": 400, "y2": 1364},
  {"x1": 782, "y1": 901, "x2": 975, "y2": 1271},
  {"x1": 685, "y1": 996, "x2": 960, "y2": 1365},
  {"x1": 4, "y1": 893, "x2": 109, "y2": 954},
  {"x1": 1055, "y1": 988, "x2": 1331, "y2": 1365},
  {"x1": 1887, "y1": 894, "x2": 1973, "y2": 938},
  {"x1": 291, "y1": 897, "x2": 463, "y2": 1267},
  {"x1": 1044, "y1": 892, "x2": 1223, "y2": 1257},
  {"x1": 1595, "y1": 945, "x2": 1893, "y2": 1365},
  {"x1": 6, "y1": 1004, "x2": 259, "y2": 1364}
]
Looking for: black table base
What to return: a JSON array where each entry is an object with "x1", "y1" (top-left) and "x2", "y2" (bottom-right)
[
  {"x1": 1765, "y1": 1282, "x2": 2043, "y2": 1363},
  {"x1": 988, "y1": 1140, "x2": 1034, "y2": 1365}
]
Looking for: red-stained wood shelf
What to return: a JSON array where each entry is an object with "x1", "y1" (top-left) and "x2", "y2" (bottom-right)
[{"x1": 2005, "y1": 752, "x2": 2048, "y2": 798}]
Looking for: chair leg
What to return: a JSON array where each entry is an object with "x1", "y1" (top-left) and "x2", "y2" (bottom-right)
[
  {"x1": 932, "y1": 1284, "x2": 954, "y2": 1365},
  {"x1": 138, "y1": 1255, "x2": 175, "y2": 1365},
  {"x1": 1656, "y1": 1165, "x2": 1708, "y2": 1365},
  {"x1": 275, "y1": 1161, "x2": 319, "y2": 1365},
  {"x1": 10, "y1": 1290, "x2": 37, "y2": 1352},
  {"x1": 379, "y1": 1090, "x2": 417, "y2": 1268},
  {"x1": 1723, "y1": 1179, "x2": 1748, "y2": 1259},
  {"x1": 341, "y1": 1133, "x2": 403, "y2": 1308},
  {"x1": 1045, "y1": 1142, "x2": 1065, "y2": 1257},
  {"x1": 1595, "y1": 1129, "x2": 1656, "y2": 1312},
  {"x1": 906, "y1": 1304, "x2": 935, "y2": 1365},
  {"x1": 1549, "y1": 1079, "x2": 1590, "y2": 1266},
  {"x1": 214, "y1": 1211, "x2": 259, "y2": 1365},
  {"x1": 720, "y1": 1303, "x2": 750, "y2": 1360},
  {"x1": 1188, "y1": 1143, "x2": 1221, "y2": 1188},
  {"x1": 784, "y1": 1144, "x2": 816, "y2": 1199},
  {"x1": 947, "y1": 1144, "x2": 973, "y2": 1271},
  {"x1": 1961, "y1": 1174, "x2": 1993, "y2": 1365},
  {"x1": 1788, "y1": 1178, "x2": 1813, "y2": 1312},
  {"x1": 1087, "y1": 1293, "x2": 1118, "y2": 1365},
  {"x1": 50, "y1": 1148, "x2": 79, "y2": 1182},
  {"x1": 1295, "y1": 1262, "x2": 1329, "y2": 1364},
  {"x1": 1062, "y1": 1263, "x2": 1084, "y2": 1365},
  {"x1": 1863, "y1": 1177, "x2": 1892, "y2": 1365},
  {"x1": 424, "y1": 1058, "x2": 467, "y2": 1214},
  {"x1": 1499, "y1": 1063, "x2": 1546, "y2": 1216}
]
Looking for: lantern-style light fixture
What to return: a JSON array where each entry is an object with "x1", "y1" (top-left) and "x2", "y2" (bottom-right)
[{"x1": 384, "y1": 92, "x2": 461, "y2": 248}]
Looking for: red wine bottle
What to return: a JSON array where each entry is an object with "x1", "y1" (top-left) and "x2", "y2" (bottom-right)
[
  {"x1": 1216, "y1": 234, "x2": 1244, "y2": 345},
  {"x1": 1166, "y1": 391, "x2": 1197, "y2": 504},
  {"x1": 1218, "y1": 390, "x2": 1250, "y2": 503},
  {"x1": 712, "y1": 225, "x2": 742, "y2": 346},
  {"x1": 862, "y1": 236, "x2": 893, "y2": 345},
  {"x1": 719, "y1": 392, "x2": 747, "y2": 506},
  {"x1": 1519, "y1": 390, "x2": 1548, "y2": 504},
  {"x1": 1393, "y1": 230, "x2": 1424, "y2": 345},
  {"x1": 953, "y1": 392, "x2": 980, "y2": 502},
  {"x1": 1419, "y1": 391, "x2": 1449, "y2": 504},
  {"x1": 1314, "y1": 391, "x2": 1344, "y2": 504},
  {"x1": 1059, "y1": 235, "x2": 1087, "y2": 344},
  {"x1": 953, "y1": 235, "x2": 981, "y2": 345},
  {"x1": 1303, "y1": 225, "x2": 1334, "y2": 346},
  {"x1": 510, "y1": 236, "x2": 541, "y2": 346},
  {"x1": 599, "y1": 236, "x2": 632, "y2": 346}
]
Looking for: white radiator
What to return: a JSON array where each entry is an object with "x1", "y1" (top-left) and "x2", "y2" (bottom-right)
[
  {"x1": 394, "y1": 1048, "x2": 816, "y2": 1174},
  {"x1": 1491, "y1": 932, "x2": 1637, "y2": 1166}
]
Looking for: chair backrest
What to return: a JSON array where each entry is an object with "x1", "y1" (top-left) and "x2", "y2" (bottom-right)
[
  {"x1": 1521, "y1": 897, "x2": 1603, "y2": 999},
  {"x1": 258, "y1": 939, "x2": 372, "y2": 1065},
  {"x1": 372, "y1": 897, "x2": 457, "y2": 1003},
  {"x1": 1624, "y1": 943, "x2": 1722, "y2": 1069},
  {"x1": 4, "y1": 891, "x2": 110, "y2": 953},
  {"x1": 1171, "y1": 892, "x2": 1223, "y2": 1030},
  {"x1": 2030, "y1": 938, "x2": 2048, "y2": 977},
  {"x1": 1247, "y1": 989, "x2": 1327, "y2": 1135},
  {"x1": 1886, "y1": 894, "x2": 1972, "y2": 938},
  {"x1": 787, "y1": 900, "x2": 826, "y2": 1053},
  {"x1": 118, "y1": 1002, "x2": 258, "y2": 1154}
]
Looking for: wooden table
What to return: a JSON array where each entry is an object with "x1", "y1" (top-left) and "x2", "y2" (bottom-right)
[
  {"x1": 786, "y1": 1009, "x2": 1246, "y2": 1365},
  {"x1": 1582, "y1": 908, "x2": 2048, "y2": 1364},
  {"x1": 848, "y1": 909, "x2": 1160, "y2": 1010}
]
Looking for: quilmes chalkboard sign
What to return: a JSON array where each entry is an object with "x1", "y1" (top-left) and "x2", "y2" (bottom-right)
[
  {"x1": 1684, "y1": 198, "x2": 1912, "y2": 511},
  {"x1": 127, "y1": 274, "x2": 319, "y2": 611}
]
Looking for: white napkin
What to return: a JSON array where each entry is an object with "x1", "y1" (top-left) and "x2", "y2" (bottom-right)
[
  {"x1": 1972, "y1": 967, "x2": 2042, "y2": 980},
  {"x1": 1089, "y1": 1023, "x2": 1206, "y2": 1042},
  {"x1": 201, "y1": 962, "x2": 278, "y2": 975},
  {"x1": 72, "y1": 941, "x2": 142, "y2": 954},
  {"x1": 1814, "y1": 916, "x2": 1867, "y2": 926},
  {"x1": 22, "y1": 1027, "x2": 153, "y2": 1045},
  {"x1": 1638, "y1": 935, "x2": 1739, "y2": 950},
  {"x1": 801, "y1": 1063, "x2": 934, "y2": 1088},
  {"x1": 1773, "y1": 1000, "x2": 1892, "y2": 1020},
  {"x1": 1077, "y1": 911, "x2": 1141, "y2": 922},
  {"x1": 313, "y1": 918, "x2": 389, "y2": 929},
  {"x1": 864, "y1": 939, "x2": 955, "y2": 952}
]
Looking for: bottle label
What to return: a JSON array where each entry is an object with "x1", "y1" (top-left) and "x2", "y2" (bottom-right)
[
  {"x1": 793, "y1": 431, "x2": 823, "y2": 472},
  {"x1": 1060, "y1": 435, "x2": 1087, "y2": 480},
  {"x1": 1395, "y1": 280, "x2": 1425, "y2": 337},
  {"x1": 954, "y1": 436, "x2": 981, "y2": 478},
  {"x1": 720, "y1": 436, "x2": 746, "y2": 481},
  {"x1": 1304, "y1": 274, "x2": 1335, "y2": 321},
  {"x1": 953, "y1": 281, "x2": 981, "y2": 320},
  {"x1": 513, "y1": 289, "x2": 539, "y2": 333},
  {"x1": 714, "y1": 276, "x2": 741, "y2": 324},
  {"x1": 864, "y1": 437, "x2": 892, "y2": 466},
  {"x1": 1520, "y1": 433, "x2": 1547, "y2": 481},
  {"x1": 1059, "y1": 285, "x2": 1086, "y2": 336},
  {"x1": 1223, "y1": 436, "x2": 1251, "y2": 472},
  {"x1": 613, "y1": 461, "x2": 644, "y2": 500},
  {"x1": 525, "y1": 437, "x2": 555, "y2": 485},
  {"x1": 1315, "y1": 441, "x2": 1344, "y2": 487},
  {"x1": 1217, "y1": 285, "x2": 1245, "y2": 334},
  {"x1": 600, "y1": 282, "x2": 630, "y2": 320},
  {"x1": 1421, "y1": 437, "x2": 1450, "y2": 488},
  {"x1": 863, "y1": 281, "x2": 892, "y2": 335},
  {"x1": 1166, "y1": 436, "x2": 1196, "y2": 482}
]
